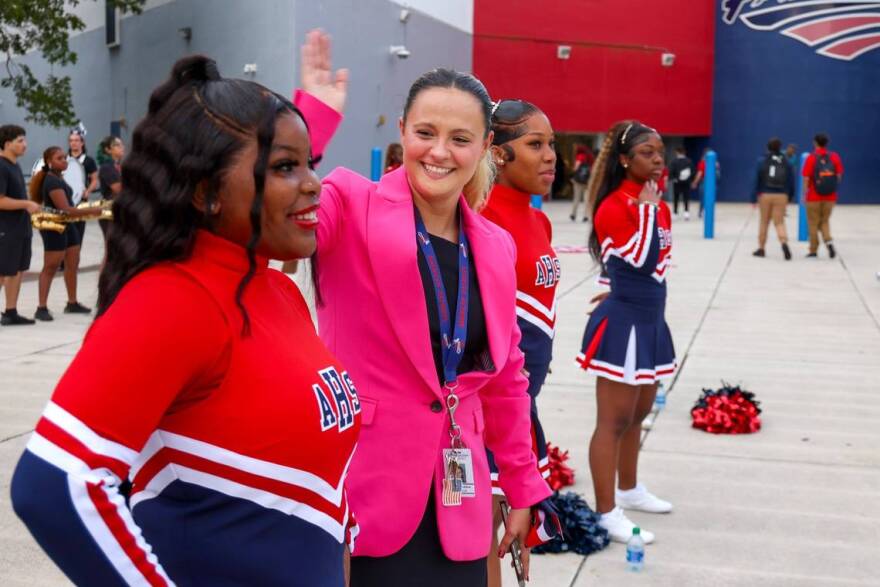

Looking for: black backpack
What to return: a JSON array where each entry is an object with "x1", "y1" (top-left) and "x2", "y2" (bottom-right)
[
  {"x1": 573, "y1": 161, "x2": 590, "y2": 184},
  {"x1": 760, "y1": 153, "x2": 788, "y2": 191},
  {"x1": 812, "y1": 153, "x2": 839, "y2": 195}
]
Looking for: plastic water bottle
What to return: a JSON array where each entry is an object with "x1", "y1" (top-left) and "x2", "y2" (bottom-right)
[
  {"x1": 653, "y1": 382, "x2": 667, "y2": 411},
  {"x1": 626, "y1": 527, "x2": 645, "y2": 572}
]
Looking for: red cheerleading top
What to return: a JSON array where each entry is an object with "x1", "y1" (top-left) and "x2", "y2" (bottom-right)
[
  {"x1": 12, "y1": 230, "x2": 360, "y2": 586},
  {"x1": 482, "y1": 184, "x2": 559, "y2": 347},
  {"x1": 595, "y1": 179, "x2": 673, "y2": 294}
]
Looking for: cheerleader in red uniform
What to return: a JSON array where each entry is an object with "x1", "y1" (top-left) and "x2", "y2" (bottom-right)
[
  {"x1": 11, "y1": 56, "x2": 359, "y2": 586},
  {"x1": 480, "y1": 99, "x2": 559, "y2": 587},
  {"x1": 577, "y1": 121, "x2": 675, "y2": 544}
]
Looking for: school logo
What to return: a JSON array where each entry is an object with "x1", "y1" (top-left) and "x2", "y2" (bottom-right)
[
  {"x1": 534, "y1": 255, "x2": 561, "y2": 288},
  {"x1": 722, "y1": 0, "x2": 880, "y2": 61},
  {"x1": 658, "y1": 226, "x2": 673, "y2": 250},
  {"x1": 313, "y1": 367, "x2": 361, "y2": 432}
]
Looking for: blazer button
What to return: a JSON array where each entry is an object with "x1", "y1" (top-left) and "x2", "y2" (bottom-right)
[{"x1": 430, "y1": 400, "x2": 443, "y2": 413}]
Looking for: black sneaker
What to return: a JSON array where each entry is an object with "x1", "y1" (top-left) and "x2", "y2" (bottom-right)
[
  {"x1": 582, "y1": 217, "x2": 589, "y2": 223},
  {"x1": 827, "y1": 243, "x2": 836, "y2": 259},
  {"x1": 1, "y1": 310, "x2": 36, "y2": 326},
  {"x1": 752, "y1": 248, "x2": 765, "y2": 257},
  {"x1": 569, "y1": 214, "x2": 576, "y2": 222},
  {"x1": 64, "y1": 302, "x2": 92, "y2": 314},
  {"x1": 806, "y1": 252, "x2": 818, "y2": 258},
  {"x1": 782, "y1": 243, "x2": 792, "y2": 260},
  {"x1": 34, "y1": 307, "x2": 53, "y2": 322}
]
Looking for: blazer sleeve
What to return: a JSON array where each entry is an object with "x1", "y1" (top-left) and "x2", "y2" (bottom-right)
[
  {"x1": 293, "y1": 91, "x2": 359, "y2": 255},
  {"x1": 479, "y1": 235, "x2": 552, "y2": 509},
  {"x1": 292, "y1": 90, "x2": 343, "y2": 164}
]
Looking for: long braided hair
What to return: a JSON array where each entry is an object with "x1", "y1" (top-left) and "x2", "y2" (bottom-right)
[
  {"x1": 586, "y1": 120, "x2": 658, "y2": 265},
  {"x1": 97, "y1": 55, "x2": 310, "y2": 334}
]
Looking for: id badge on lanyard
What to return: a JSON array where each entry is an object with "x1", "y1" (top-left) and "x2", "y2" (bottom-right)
[{"x1": 415, "y1": 209, "x2": 475, "y2": 507}]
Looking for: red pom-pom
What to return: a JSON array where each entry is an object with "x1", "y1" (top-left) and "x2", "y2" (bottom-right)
[
  {"x1": 691, "y1": 385, "x2": 762, "y2": 434},
  {"x1": 546, "y1": 443, "x2": 576, "y2": 490}
]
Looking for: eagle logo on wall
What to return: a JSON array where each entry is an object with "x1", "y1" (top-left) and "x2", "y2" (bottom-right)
[{"x1": 722, "y1": 0, "x2": 880, "y2": 61}]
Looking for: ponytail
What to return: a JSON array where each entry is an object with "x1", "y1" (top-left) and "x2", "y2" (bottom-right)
[
  {"x1": 29, "y1": 146, "x2": 64, "y2": 204},
  {"x1": 463, "y1": 150, "x2": 496, "y2": 210},
  {"x1": 585, "y1": 132, "x2": 615, "y2": 222},
  {"x1": 29, "y1": 169, "x2": 47, "y2": 203}
]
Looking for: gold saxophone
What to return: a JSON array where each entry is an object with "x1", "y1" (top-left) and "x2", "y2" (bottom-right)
[{"x1": 31, "y1": 200, "x2": 113, "y2": 233}]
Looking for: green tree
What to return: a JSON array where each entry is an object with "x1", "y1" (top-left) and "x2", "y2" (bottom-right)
[{"x1": 1, "y1": 0, "x2": 145, "y2": 127}]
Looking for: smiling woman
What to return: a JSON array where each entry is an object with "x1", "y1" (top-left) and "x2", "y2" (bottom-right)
[
  {"x1": 291, "y1": 31, "x2": 552, "y2": 587},
  {"x1": 479, "y1": 98, "x2": 560, "y2": 587},
  {"x1": 11, "y1": 55, "x2": 361, "y2": 587}
]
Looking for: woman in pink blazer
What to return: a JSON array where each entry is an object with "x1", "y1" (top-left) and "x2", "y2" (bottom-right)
[{"x1": 294, "y1": 32, "x2": 551, "y2": 585}]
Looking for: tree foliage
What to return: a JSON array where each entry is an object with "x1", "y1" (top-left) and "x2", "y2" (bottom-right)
[{"x1": 1, "y1": 0, "x2": 145, "y2": 127}]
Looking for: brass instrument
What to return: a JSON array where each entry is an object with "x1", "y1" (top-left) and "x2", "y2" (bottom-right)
[{"x1": 31, "y1": 200, "x2": 113, "y2": 233}]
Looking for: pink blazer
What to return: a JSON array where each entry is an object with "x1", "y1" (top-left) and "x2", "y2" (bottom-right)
[{"x1": 296, "y1": 92, "x2": 551, "y2": 561}]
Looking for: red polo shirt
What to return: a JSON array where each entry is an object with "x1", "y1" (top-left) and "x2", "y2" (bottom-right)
[{"x1": 803, "y1": 148, "x2": 844, "y2": 202}]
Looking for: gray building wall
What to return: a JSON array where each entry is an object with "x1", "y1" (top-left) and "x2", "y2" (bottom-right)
[
  {"x1": 0, "y1": 0, "x2": 471, "y2": 177},
  {"x1": 293, "y1": 0, "x2": 472, "y2": 173}
]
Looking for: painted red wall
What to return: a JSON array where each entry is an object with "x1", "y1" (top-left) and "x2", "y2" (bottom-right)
[{"x1": 473, "y1": 1, "x2": 715, "y2": 135}]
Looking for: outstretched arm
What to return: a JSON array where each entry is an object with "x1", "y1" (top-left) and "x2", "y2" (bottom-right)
[{"x1": 294, "y1": 30, "x2": 348, "y2": 161}]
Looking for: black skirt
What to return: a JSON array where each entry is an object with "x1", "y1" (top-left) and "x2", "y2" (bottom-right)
[{"x1": 350, "y1": 493, "x2": 488, "y2": 587}]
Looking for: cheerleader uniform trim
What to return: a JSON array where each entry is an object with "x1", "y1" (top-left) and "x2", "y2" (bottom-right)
[
  {"x1": 481, "y1": 184, "x2": 559, "y2": 492},
  {"x1": 11, "y1": 230, "x2": 360, "y2": 587},
  {"x1": 576, "y1": 180, "x2": 677, "y2": 385}
]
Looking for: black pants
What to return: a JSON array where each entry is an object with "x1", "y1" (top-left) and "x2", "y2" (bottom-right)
[
  {"x1": 350, "y1": 493, "x2": 487, "y2": 587},
  {"x1": 673, "y1": 182, "x2": 690, "y2": 214}
]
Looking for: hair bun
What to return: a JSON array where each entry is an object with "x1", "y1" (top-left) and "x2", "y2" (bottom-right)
[{"x1": 172, "y1": 55, "x2": 221, "y2": 86}]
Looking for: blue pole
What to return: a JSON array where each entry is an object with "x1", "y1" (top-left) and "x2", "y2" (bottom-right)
[
  {"x1": 530, "y1": 194, "x2": 543, "y2": 209},
  {"x1": 703, "y1": 151, "x2": 717, "y2": 239},
  {"x1": 797, "y1": 152, "x2": 809, "y2": 242},
  {"x1": 370, "y1": 147, "x2": 382, "y2": 181}
]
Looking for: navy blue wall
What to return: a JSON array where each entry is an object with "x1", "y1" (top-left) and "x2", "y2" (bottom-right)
[{"x1": 710, "y1": 2, "x2": 880, "y2": 203}]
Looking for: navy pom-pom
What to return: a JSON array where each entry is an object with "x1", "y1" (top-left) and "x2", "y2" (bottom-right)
[{"x1": 531, "y1": 492, "x2": 610, "y2": 556}]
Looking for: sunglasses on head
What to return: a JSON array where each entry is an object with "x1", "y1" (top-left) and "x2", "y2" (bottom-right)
[{"x1": 491, "y1": 99, "x2": 530, "y2": 122}]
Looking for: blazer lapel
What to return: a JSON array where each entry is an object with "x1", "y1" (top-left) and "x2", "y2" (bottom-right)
[
  {"x1": 461, "y1": 199, "x2": 511, "y2": 375},
  {"x1": 366, "y1": 168, "x2": 441, "y2": 396}
]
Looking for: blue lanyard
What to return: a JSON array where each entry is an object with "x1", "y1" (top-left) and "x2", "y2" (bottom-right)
[{"x1": 415, "y1": 208, "x2": 470, "y2": 389}]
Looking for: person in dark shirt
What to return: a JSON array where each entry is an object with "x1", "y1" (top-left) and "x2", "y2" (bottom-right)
[
  {"x1": 752, "y1": 137, "x2": 794, "y2": 260},
  {"x1": 96, "y1": 135, "x2": 124, "y2": 238},
  {"x1": 0, "y1": 124, "x2": 41, "y2": 326},
  {"x1": 29, "y1": 146, "x2": 95, "y2": 321},
  {"x1": 668, "y1": 146, "x2": 693, "y2": 219}
]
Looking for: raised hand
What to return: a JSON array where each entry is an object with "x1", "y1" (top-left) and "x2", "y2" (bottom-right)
[
  {"x1": 638, "y1": 180, "x2": 661, "y2": 205},
  {"x1": 300, "y1": 29, "x2": 349, "y2": 114}
]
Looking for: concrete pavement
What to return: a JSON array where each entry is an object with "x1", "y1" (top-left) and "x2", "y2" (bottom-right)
[{"x1": 1, "y1": 202, "x2": 878, "y2": 586}]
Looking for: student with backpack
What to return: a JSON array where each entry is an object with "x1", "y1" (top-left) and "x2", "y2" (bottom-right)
[
  {"x1": 752, "y1": 138, "x2": 794, "y2": 260},
  {"x1": 668, "y1": 146, "x2": 693, "y2": 219},
  {"x1": 569, "y1": 145, "x2": 593, "y2": 222},
  {"x1": 802, "y1": 133, "x2": 843, "y2": 258}
]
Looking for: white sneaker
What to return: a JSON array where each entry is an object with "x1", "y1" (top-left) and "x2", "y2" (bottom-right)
[
  {"x1": 599, "y1": 506, "x2": 655, "y2": 544},
  {"x1": 684, "y1": 211, "x2": 691, "y2": 221},
  {"x1": 616, "y1": 483, "x2": 673, "y2": 514}
]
